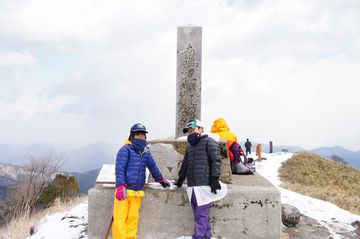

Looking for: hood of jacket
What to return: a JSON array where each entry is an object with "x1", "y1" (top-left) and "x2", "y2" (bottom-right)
[
  {"x1": 211, "y1": 118, "x2": 230, "y2": 133},
  {"x1": 211, "y1": 118, "x2": 237, "y2": 142}
]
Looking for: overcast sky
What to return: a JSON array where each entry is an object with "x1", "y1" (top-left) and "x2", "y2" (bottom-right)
[{"x1": 0, "y1": 0, "x2": 359, "y2": 151}]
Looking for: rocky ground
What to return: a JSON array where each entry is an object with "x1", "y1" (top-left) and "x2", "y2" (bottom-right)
[
  {"x1": 282, "y1": 214, "x2": 331, "y2": 239},
  {"x1": 282, "y1": 214, "x2": 360, "y2": 239}
]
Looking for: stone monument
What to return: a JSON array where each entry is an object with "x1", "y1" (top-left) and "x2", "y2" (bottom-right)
[
  {"x1": 175, "y1": 25, "x2": 202, "y2": 138},
  {"x1": 87, "y1": 25, "x2": 281, "y2": 239}
]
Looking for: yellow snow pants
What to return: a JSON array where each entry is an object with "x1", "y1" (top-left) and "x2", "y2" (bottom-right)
[{"x1": 112, "y1": 189, "x2": 144, "y2": 239}]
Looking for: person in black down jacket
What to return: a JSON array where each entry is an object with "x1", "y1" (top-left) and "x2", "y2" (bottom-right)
[
  {"x1": 245, "y1": 138, "x2": 252, "y2": 156},
  {"x1": 175, "y1": 119, "x2": 222, "y2": 239}
]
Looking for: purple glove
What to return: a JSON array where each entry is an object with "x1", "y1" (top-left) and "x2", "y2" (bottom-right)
[
  {"x1": 116, "y1": 184, "x2": 126, "y2": 200},
  {"x1": 157, "y1": 178, "x2": 170, "y2": 188}
]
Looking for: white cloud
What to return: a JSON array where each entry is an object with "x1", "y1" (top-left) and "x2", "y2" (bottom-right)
[
  {"x1": 0, "y1": 94, "x2": 78, "y2": 120},
  {"x1": 0, "y1": 51, "x2": 37, "y2": 66},
  {"x1": 0, "y1": 0, "x2": 360, "y2": 150}
]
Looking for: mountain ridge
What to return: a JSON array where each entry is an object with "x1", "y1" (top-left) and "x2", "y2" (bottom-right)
[
  {"x1": 1, "y1": 142, "x2": 359, "y2": 171},
  {"x1": 310, "y1": 145, "x2": 360, "y2": 169}
]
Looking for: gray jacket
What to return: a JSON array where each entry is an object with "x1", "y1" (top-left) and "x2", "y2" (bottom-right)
[{"x1": 178, "y1": 135, "x2": 221, "y2": 186}]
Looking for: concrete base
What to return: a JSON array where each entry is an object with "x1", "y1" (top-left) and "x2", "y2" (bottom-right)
[
  {"x1": 88, "y1": 186, "x2": 115, "y2": 239},
  {"x1": 88, "y1": 173, "x2": 281, "y2": 239}
]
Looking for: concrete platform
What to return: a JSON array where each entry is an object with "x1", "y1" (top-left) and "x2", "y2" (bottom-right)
[{"x1": 88, "y1": 173, "x2": 281, "y2": 239}]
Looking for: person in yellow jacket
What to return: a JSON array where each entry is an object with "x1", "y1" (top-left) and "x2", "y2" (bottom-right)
[
  {"x1": 210, "y1": 118, "x2": 239, "y2": 160},
  {"x1": 210, "y1": 118, "x2": 237, "y2": 142},
  {"x1": 113, "y1": 123, "x2": 170, "y2": 239}
]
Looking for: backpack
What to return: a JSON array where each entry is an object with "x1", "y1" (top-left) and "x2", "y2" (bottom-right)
[
  {"x1": 231, "y1": 157, "x2": 256, "y2": 175},
  {"x1": 229, "y1": 142, "x2": 256, "y2": 175}
]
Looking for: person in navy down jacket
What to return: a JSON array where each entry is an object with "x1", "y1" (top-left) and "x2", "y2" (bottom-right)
[
  {"x1": 175, "y1": 119, "x2": 222, "y2": 239},
  {"x1": 112, "y1": 123, "x2": 170, "y2": 239}
]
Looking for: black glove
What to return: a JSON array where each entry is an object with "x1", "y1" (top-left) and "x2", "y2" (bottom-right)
[
  {"x1": 157, "y1": 178, "x2": 171, "y2": 188},
  {"x1": 174, "y1": 177, "x2": 185, "y2": 188},
  {"x1": 210, "y1": 177, "x2": 221, "y2": 194}
]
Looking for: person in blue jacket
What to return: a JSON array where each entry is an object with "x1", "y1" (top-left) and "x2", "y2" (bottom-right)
[{"x1": 112, "y1": 123, "x2": 170, "y2": 239}]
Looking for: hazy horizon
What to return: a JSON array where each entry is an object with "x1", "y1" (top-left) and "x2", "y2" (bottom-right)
[
  {"x1": 1, "y1": 0, "x2": 360, "y2": 151},
  {"x1": 0, "y1": 140, "x2": 359, "y2": 153}
]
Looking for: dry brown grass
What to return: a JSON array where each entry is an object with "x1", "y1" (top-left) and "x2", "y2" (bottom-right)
[
  {"x1": 0, "y1": 196, "x2": 87, "y2": 239},
  {"x1": 279, "y1": 151, "x2": 360, "y2": 215}
]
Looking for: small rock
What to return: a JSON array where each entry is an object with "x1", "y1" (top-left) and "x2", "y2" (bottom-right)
[
  {"x1": 282, "y1": 203, "x2": 301, "y2": 227},
  {"x1": 282, "y1": 214, "x2": 331, "y2": 239},
  {"x1": 351, "y1": 220, "x2": 360, "y2": 236},
  {"x1": 351, "y1": 220, "x2": 360, "y2": 228},
  {"x1": 29, "y1": 225, "x2": 36, "y2": 235}
]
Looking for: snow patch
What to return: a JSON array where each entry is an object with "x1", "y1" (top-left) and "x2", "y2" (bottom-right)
[
  {"x1": 256, "y1": 152, "x2": 360, "y2": 239},
  {"x1": 28, "y1": 152, "x2": 360, "y2": 239},
  {"x1": 27, "y1": 202, "x2": 88, "y2": 239}
]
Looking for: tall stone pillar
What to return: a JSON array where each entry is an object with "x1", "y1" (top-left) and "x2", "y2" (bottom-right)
[{"x1": 175, "y1": 25, "x2": 202, "y2": 138}]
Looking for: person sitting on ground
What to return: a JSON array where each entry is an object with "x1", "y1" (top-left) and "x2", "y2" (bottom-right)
[
  {"x1": 210, "y1": 118, "x2": 256, "y2": 175},
  {"x1": 210, "y1": 118, "x2": 247, "y2": 165}
]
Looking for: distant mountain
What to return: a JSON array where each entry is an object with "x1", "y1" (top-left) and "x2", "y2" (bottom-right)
[
  {"x1": 1, "y1": 142, "x2": 359, "y2": 172},
  {"x1": 238, "y1": 142, "x2": 360, "y2": 169},
  {"x1": 264, "y1": 144, "x2": 305, "y2": 153},
  {"x1": 0, "y1": 142, "x2": 55, "y2": 166},
  {"x1": 0, "y1": 161, "x2": 101, "y2": 198},
  {"x1": 0, "y1": 163, "x2": 26, "y2": 185},
  {"x1": 69, "y1": 168, "x2": 100, "y2": 193},
  {"x1": 62, "y1": 143, "x2": 119, "y2": 172},
  {"x1": 238, "y1": 141, "x2": 305, "y2": 153},
  {"x1": 0, "y1": 142, "x2": 120, "y2": 195},
  {"x1": 310, "y1": 146, "x2": 360, "y2": 169},
  {"x1": 0, "y1": 163, "x2": 28, "y2": 200},
  {"x1": 0, "y1": 143, "x2": 120, "y2": 173}
]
